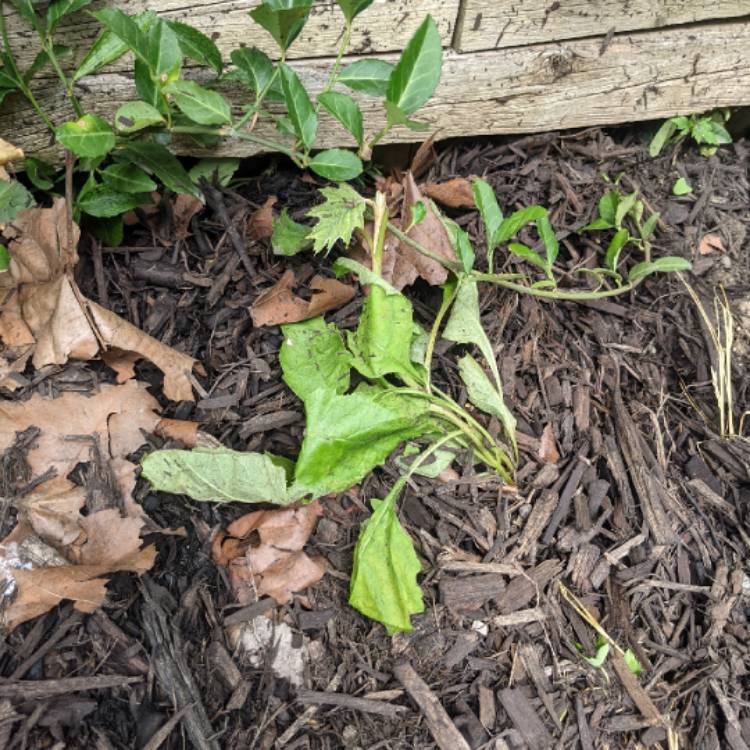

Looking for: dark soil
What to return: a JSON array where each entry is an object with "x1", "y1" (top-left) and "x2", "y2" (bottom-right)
[{"x1": 2, "y1": 126, "x2": 750, "y2": 750}]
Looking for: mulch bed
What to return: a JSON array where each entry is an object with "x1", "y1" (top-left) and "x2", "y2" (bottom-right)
[{"x1": 1, "y1": 126, "x2": 749, "y2": 749}]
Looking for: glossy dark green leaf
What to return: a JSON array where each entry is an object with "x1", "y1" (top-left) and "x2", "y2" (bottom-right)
[
  {"x1": 85, "y1": 215, "x2": 124, "y2": 246},
  {"x1": 114, "y1": 101, "x2": 165, "y2": 132},
  {"x1": 77, "y1": 184, "x2": 151, "y2": 218},
  {"x1": 279, "y1": 63, "x2": 317, "y2": 149},
  {"x1": 335, "y1": 0, "x2": 375, "y2": 23},
  {"x1": 494, "y1": 205, "x2": 547, "y2": 245},
  {"x1": 628, "y1": 256, "x2": 691, "y2": 284},
  {"x1": 119, "y1": 141, "x2": 201, "y2": 198},
  {"x1": 134, "y1": 58, "x2": 162, "y2": 111},
  {"x1": 55, "y1": 115, "x2": 115, "y2": 158},
  {"x1": 317, "y1": 91, "x2": 364, "y2": 146},
  {"x1": 309, "y1": 149, "x2": 363, "y2": 181},
  {"x1": 229, "y1": 47, "x2": 280, "y2": 98},
  {"x1": 101, "y1": 163, "x2": 157, "y2": 194},
  {"x1": 271, "y1": 208, "x2": 312, "y2": 255},
  {"x1": 164, "y1": 80, "x2": 231, "y2": 125},
  {"x1": 338, "y1": 58, "x2": 393, "y2": 96},
  {"x1": 0, "y1": 179, "x2": 35, "y2": 223},
  {"x1": 145, "y1": 18, "x2": 182, "y2": 76},
  {"x1": 248, "y1": 0, "x2": 312, "y2": 52},
  {"x1": 46, "y1": 0, "x2": 93, "y2": 32},
  {"x1": 92, "y1": 8, "x2": 149, "y2": 67},
  {"x1": 167, "y1": 20, "x2": 222, "y2": 73},
  {"x1": 386, "y1": 15, "x2": 442, "y2": 115}
]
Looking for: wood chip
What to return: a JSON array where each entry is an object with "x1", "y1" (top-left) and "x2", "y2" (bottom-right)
[{"x1": 498, "y1": 688, "x2": 553, "y2": 750}]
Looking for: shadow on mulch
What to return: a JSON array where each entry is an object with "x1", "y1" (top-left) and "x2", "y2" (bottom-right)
[{"x1": 1, "y1": 126, "x2": 749, "y2": 750}]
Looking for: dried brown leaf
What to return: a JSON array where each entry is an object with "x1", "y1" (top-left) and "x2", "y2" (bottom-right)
[
  {"x1": 19, "y1": 478, "x2": 86, "y2": 547},
  {"x1": 247, "y1": 196, "x2": 277, "y2": 242},
  {"x1": 250, "y1": 269, "x2": 355, "y2": 327},
  {"x1": 154, "y1": 418, "x2": 200, "y2": 447},
  {"x1": 0, "y1": 138, "x2": 23, "y2": 167},
  {"x1": 421, "y1": 177, "x2": 476, "y2": 209},
  {"x1": 410, "y1": 133, "x2": 437, "y2": 179},
  {"x1": 172, "y1": 194, "x2": 204, "y2": 242},
  {"x1": 101, "y1": 348, "x2": 139, "y2": 383},
  {"x1": 699, "y1": 233, "x2": 725, "y2": 255},
  {"x1": 538, "y1": 424, "x2": 560, "y2": 465}
]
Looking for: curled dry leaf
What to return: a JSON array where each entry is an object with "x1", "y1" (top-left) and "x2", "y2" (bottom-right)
[
  {"x1": 171, "y1": 194, "x2": 204, "y2": 242},
  {"x1": 538, "y1": 423, "x2": 560, "y2": 465},
  {"x1": 421, "y1": 177, "x2": 476, "y2": 209},
  {"x1": 212, "y1": 502, "x2": 326, "y2": 605},
  {"x1": 250, "y1": 269, "x2": 355, "y2": 327},
  {"x1": 0, "y1": 138, "x2": 23, "y2": 167},
  {"x1": 699, "y1": 233, "x2": 725, "y2": 256},
  {"x1": 0, "y1": 200, "x2": 199, "y2": 401},
  {"x1": 154, "y1": 418, "x2": 200, "y2": 447},
  {"x1": 409, "y1": 133, "x2": 437, "y2": 179},
  {"x1": 247, "y1": 196, "x2": 277, "y2": 242},
  {"x1": 101, "y1": 348, "x2": 140, "y2": 383}
]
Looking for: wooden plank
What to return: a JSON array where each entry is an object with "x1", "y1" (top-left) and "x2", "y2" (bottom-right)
[
  {"x1": 1, "y1": 0, "x2": 459, "y2": 72},
  {"x1": 455, "y1": 0, "x2": 750, "y2": 51},
  {"x1": 3, "y1": 21, "x2": 750, "y2": 162}
]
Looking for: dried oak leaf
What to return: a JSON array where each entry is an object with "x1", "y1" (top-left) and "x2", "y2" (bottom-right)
[
  {"x1": 213, "y1": 502, "x2": 326, "y2": 605},
  {"x1": 247, "y1": 196, "x2": 277, "y2": 242},
  {"x1": 250, "y1": 269, "x2": 355, "y2": 327},
  {"x1": 421, "y1": 177, "x2": 476, "y2": 209},
  {"x1": 538, "y1": 423, "x2": 560, "y2": 465}
]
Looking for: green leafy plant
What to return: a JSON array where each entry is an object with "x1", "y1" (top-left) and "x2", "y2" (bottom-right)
[
  {"x1": 649, "y1": 110, "x2": 732, "y2": 158},
  {"x1": 0, "y1": 0, "x2": 442, "y2": 235}
]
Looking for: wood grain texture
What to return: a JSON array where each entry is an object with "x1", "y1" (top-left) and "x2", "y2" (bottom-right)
[
  {"x1": 1, "y1": 0, "x2": 459, "y2": 72},
  {"x1": 3, "y1": 21, "x2": 750, "y2": 162},
  {"x1": 455, "y1": 0, "x2": 750, "y2": 51}
]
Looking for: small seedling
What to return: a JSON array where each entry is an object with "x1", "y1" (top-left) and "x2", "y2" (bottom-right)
[
  {"x1": 649, "y1": 110, "x2": 732, "y2": 158},
  {"x1": 672, "y1": 177, "x2": 692, "y2": 196}
]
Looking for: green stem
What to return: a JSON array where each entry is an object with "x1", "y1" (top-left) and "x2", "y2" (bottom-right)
[
  {"x1": 43, "y1": 38, "x2": 83, "y2": 117},
  {"x1": 474, "y1": 272, "x2": 636, "y2": 301},
  {"x1": 317, "y1": 21, "x2": 351, "y2": 105},
  {"x1": 424, "y1": 284, "x2": 457, "y2": 394},
  {"x1": 366, "y1": 123, "x2": 392, "y2": 154}
]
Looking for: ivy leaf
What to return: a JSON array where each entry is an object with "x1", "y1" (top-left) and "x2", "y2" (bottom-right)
[
  {"x1": 279, "y1": 63, "x2": 317, "y2": 150},
  {"x1": 271, "y1": 208, "x2": 312, "y2": 256},
  {"x1": 164, "y1": 80, "x2": 231, "y2": 125},
  {"x1": 472, "y1": 177, "x2": 503, "y2": 258},
  {"x1": 386, "y1": 15, "x2": 442, "y2": 115},
  {"x1": 46, "y1": 0, "x2": 93, "y2": 32},
  {"x1": 628, "y1": 256, "x2": 691, "y2": 284},
  {"x1": 189, "y1": 158, "x2": 239, "y2": 188},
  {"x1": 119, "y1": 141, "x2": 201, "y2": 198},
  {"x1": 335, "y1": 0, "x2": 375, "y2": 23},
  {"x1": 101, "y1": 163, "x2": 157, "y2": 194},
  {"x1": 317, "y1": 91, "x2": 364, "y2": 146},
  {"x1": 458, "y1": 353, "x2": 517, "y2": 455},
  {"x1": 0, "y1": 180, "x2": 35, "y2": 223},
  {"x1": 167, "y1": 20, "x2": 222, "y2": 74},
  {"x1": 141, "y1": 447, "x2": 292, "y2": 504},
  {"x1": 55, "y1": 115, "x2": 116, "y2": 159},
  {"x1": 228, "y1": 47, "x2": 282, "y2": 100},
  {"x1": 114, "y1": 101, "x2": 165, "y2": 132},
  {"x1": 306, "y1": 183, "x2": 366, "y2": 252},
  {"x1": 77, "y1": 184, "x2": 151, "y2": 218},
  {"x1": 248, "y1": 0, "x2": 312, "y2": 52},
  {"x1": 605, "y1": 228, "x2": 630, "y2": 272},
  {"x1": 349, "y1": 476, "x2": 424, "y2": 634},
  {"x1": 309, "y1": 149, "x2": 363, "y2": 181},
  {"x1": 280, "y1": 317, "x2": 351, "y2": 402},
  {"x1": 338, "y1": 59, "x2": 394, "y2": 96},
  {"x1": 494, "y1": 205, "x2": 547, "y2": 246}
]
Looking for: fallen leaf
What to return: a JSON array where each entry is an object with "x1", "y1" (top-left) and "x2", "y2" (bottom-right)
[
  {"x1": 538, "y1": 423, "x2": 559, "y2": 465},
  {"x1": 213, "y1": 502, "x2": 326, "y2": 605},
  {"x1": 247, "y1": 196, "x2": 277, "y2": 241},
  {"x1": 410, "y1": 133, "x2": 437, "y2": 179},
  {"x1": 19, "y1": 478, "x2": 86, "y2": 547},
  {"x1": 154, "y1": 418, "x2": 200, "y2": 447},
  {"x1": 250, "y1": 269, "x2": 355, "y2": 327},
  {"x1": 101, "y1": 348, "x2": 139, "y2": 383},
  {"x1": 699, "y1": 233, "x2": 725, "y2": 255},
  {"x1": 171, "y1": 194, "x2": 204, "y2": 242},
  {"x1": 421, "y1": 177, "x2": 476, "y2": 209},
  {"x1": 0, "y1": 138, "x2": 23, "y2": 167}
]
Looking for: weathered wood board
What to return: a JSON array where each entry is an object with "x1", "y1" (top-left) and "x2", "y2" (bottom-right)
[
  {"x1": 1, "y1": 0, "x2": 459, "y2": 72},
  {"x1": 455, "y1": 0, "x2": 750, "y2": 51},
  {"x1": 4, "y1": 21, "x2": 749, "y2": 162}
]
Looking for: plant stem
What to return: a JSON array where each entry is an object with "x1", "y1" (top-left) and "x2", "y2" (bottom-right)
[
  {"x1": 424, "y1": 283, "x2": 457, "y2": 394},
  {"x1": 43, "y1": 39, "x2": 83, "y2": 117},
  {"x1": 317, "y1": 21, "x2": 351, "y2": 104},
  {"x1": 474, "y1": 272, "x2": 636, "y2": 300},
  {"x1": 235, "y1": 50, "x2": 285, "y2": 131}
]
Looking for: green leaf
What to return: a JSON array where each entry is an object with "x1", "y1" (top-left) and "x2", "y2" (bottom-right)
[
  {"x1": 335, "y1": 0, "x2": 375, "y2": 23},
  {"x1": 0, "y1": 244, "x2": 10, "y2": 272},
  {"x1": 624, "y1": 649, "x2": 644, "y2": 676},
  {"x1": 46, "y1": 0, "x2": 93, "y2": 31},
  {"x1": 629, "y1": 256, "x2": 691, "y2": 284},
  {"x1": 672, "y1": 177, "x2": 692, "y2": 196},
  {"x1": 134, "y1": 58, "x2": 162, "y2": 111},
  {"x1": 309, "y1": 149, "x2": 363, "y2": 181},
  {"x1": 598, "y1": 191, "x2": 620, "y2": 225},
  {"x1": 536, "y1": 215, "x2": 558, "y2": 270},
  {"x1": 167, "y1": 20, "x2": 222, "y2": 74},
  {"x1": 507, "y1": 242, "x2": 547, "y2": 272},
  {"x1": 692, "y1": 117, "x2": 731, "y2": 146},
  {"x1": 396, "y1": 442, "x2": 456, "y2": 479},
  {"x1": 24, "y1": 157, "x2": 56, "y2": 190},
  {"x1": 84, "y1": 215, "x2": 124, "y2": 246},
  {"x1": 77, "y1": 184, "x2": 151, "y2": 218},
  {"x1": 189, "y1": 158, "x2": 239, "y2": 188},
  {"x1": 248, "y1": 0, "x2": 312, "y2": 52},
  {"x1": 581, "y1": 217, "x2": 613, "y2": 232},
  {"x1": 55, "y1": 115, "x2": 115, "y2": 159},
  {"x1": 386, "y1": 15, "x2": 442, "y2": 115},
  {"x1": 444, "y1": 219, "x2": 474, "y2": 273},
  {"x1": 114, "y1": 101, "x2": 165, "y2": 133},
  {"x1": 443, "y1": 279, "x2": 502, "y2": 392},
  {"x1": 472, "y1": 177, "x2": 503, "y2": 257},
  {"x1": 0, "y1": 180, "x2": 35, "y2": 223},
  {"x1": 407, "y1": 201, "x2": 427, "y2": 231},
  {"x1": 101, "y1": 163, "x2": 157, "y2": 194},
  {"x1": 640, "y1": 212, "x2": 659, "y2": 241},
  {"x1": 24, "y1": 45, "x2": 72, "y2": 84},
  {"x1": 280, "y1": 317, "x2": 350, "y2": 401},
  {"x1": 348, "y1": 285, "x2": 422, "y2": 382},
  {"x1": 271, "y1": 208, "x2": 312, "y2": 256},
  {"x1": 333, "y1": 257, "x2": 400, "y2": 295},
  {"x1": 164, "y1": 80, "x2": 231, "y2": 125},
  {"x1": 578, "y1": 636, "x2": 610, "y2": 668},
  {"x1": 458, "y1": 353, "x2": 517, "y2": 455},
  {"x1": 145, "y1": 18, "x2": 182, "y2": 77},
  {"x1": 615, "y1": 191, "x2": 638, "y2": 228},
  {"x1": 229, "y1": 47, "x2": 281, "y2": 99},
  {"x1": 141, "y1": 447, "x2": 292, "y2": 504},
  {"x1": 8, "y1": 0, "x2": 38, "y2": 28},
  {"x1": 279, "y1": 63, "x2": 317, "y2": 150},
  {"x1": 649, "y1": 119, "x2": 677, "y2": 157},
  {"x1": 494, "y1": 205, "x2": 547, "y2": 246},
  {"x1": 307, "y1": 183, "x2": 366, "y2": 252},
  {"x1": 317, "y1": 91, "x2": 364, "y2": 146},
  {"x1": 291, "y1": 386, "x2": 431, "y2": 499},
  {"x1": 604, "y1": 228, "x2": 630, "y2": 272},
  {"x1": 91, "y1": 8, "x2": 149, "y2": 67},
  {"x1": 119, "y1": 141, "x2": 201, "y2": 198},
  {"x1": 384, "y1": 101, "x2": 430, "y2": 131},
  {"x1": 349, "y1": 477, "x2": 424, "y2": 634},
  {"x1": 338, "y1": 58, "x2": 394, "y2": 96}
]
